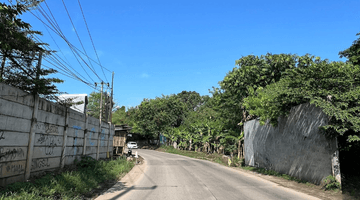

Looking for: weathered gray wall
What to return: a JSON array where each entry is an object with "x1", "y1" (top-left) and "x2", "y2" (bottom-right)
[
  {"x1": 0, "y1": 83, "x2": 114, "y2": 186},
  {"x1": 244, "y1": 103, "x2": 338, "y2": 184}
]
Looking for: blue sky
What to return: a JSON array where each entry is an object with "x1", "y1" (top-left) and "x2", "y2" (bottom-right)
[{"x1": 6, "y1": 0, "x2": 360, "y2": 107}]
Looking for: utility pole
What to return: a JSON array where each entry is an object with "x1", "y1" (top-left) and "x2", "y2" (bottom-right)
[
  {"x1": 110, "y1": 72, "x2": 114, "y2": 123},
  {"x1": 95, "y1": 81, "x2": 109, "y2": 122},
  {"x1": 95, "y1": 81, "x2": 109, "y2": 160},
  {"x1": 35, "y1": 51, "x2": 43, "y2": 94}
]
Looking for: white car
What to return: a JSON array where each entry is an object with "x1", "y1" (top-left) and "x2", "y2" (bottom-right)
[{"x1": 127, "y1": 141, "x2": 138, "y2": 149}]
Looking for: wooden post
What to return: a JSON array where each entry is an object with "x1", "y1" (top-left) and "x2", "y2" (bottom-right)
[
  {"x1": 24, "y1": 94, "x2": 39, "y2": 180},
  {"x1": 60, "y1": 107, "x2": 69, "y2": 168}
]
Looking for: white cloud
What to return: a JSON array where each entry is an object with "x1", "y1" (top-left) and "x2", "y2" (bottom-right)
[
  {"x1": 141, "y1": 73, "x2": 150, "y2": 78},
  {"x1": 97, "y1": 50, "x2": 104, "y2": 57}
]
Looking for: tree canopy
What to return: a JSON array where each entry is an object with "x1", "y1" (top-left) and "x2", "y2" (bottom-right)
[
  {"x1": 87, "y1": 91, "x2": 113, "y2": 121},
  {"x1": 0, "y1": 2, "x2": 62, "y2": 98},
  {"x1": 243, "y1": 55, "x2": 360, "y2": 145}
]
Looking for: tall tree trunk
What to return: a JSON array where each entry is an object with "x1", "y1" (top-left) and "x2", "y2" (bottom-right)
[{"x1": 189, "y1": 139, "x2": 192, "y2": 151}]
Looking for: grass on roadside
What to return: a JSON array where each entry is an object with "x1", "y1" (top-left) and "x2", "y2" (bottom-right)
[{"x1": 0, "y1": 156, "x2": 134, "y2": 200}]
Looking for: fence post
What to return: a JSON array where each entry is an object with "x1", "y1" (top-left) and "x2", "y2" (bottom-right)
[
  {"x1": 332, "y1": 137, "x2": 341, "y2": 184},
  {"x1": 96, "y1": 121, "x2": 101, "y2": 160},
  {"x1": 83, "y1": 113, "x2": 88, "y2": 156},
  {"x1": 60, "y1": 107, "x2": 69, "y2": 168},
  {"x1": 106, "y1": 123, "x2": 111, "y2": 158},
  {"x1": 24, "y1": 94, "x2": 39, "y2": 180}
]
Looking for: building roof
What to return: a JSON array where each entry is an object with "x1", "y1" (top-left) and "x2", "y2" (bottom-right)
[
  {"x1": 58, "y1": 94, "x2": 88, "y2": 113},
  {"x1": 115, "y1": 125, "x2": 132, "y2": 131}
]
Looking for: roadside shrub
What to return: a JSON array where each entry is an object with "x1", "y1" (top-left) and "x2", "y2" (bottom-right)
[
  {"x1": 0, "y1": 157, "x2": 134, "y2": 199},
  {"x1": 75, "y1": 155, "x2": 97, "y2": 169},
  {"x1": 230, "y1": 157, "x2": 245, "y2": 167},
  {"x1": 323, "y1": 175, "x2": 341, "y2": 190}
]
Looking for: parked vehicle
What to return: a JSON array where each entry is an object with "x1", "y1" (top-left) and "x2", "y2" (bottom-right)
[{"x1": 127, "y1": 141, "x2": 138, "y2": 149}]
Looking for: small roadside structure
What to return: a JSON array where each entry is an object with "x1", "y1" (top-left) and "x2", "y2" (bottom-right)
[{"x1": 113, "y1": 125, "x2": 132, "y2": 154}]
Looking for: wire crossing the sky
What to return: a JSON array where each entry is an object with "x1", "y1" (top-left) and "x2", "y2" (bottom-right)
[{"x1": 24, "y1": 0, "x2": 113, "y2": 92}]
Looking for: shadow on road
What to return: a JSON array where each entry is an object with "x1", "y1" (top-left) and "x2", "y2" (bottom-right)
[
  {"x1": 101, "y1": 154, "x2": 159, "y2": 200},
  {"x1": 107, "y1": 184, "x2": 158, "y2": 200}
]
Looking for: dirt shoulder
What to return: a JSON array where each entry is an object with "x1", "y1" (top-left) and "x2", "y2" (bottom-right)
[{"x1": 92, "y1": 155, "x2": 146, "y2": 200}]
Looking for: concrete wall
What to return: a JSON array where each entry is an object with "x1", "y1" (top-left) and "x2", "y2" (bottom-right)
[
  {"x1": 244, "y1": 103, "x2": 339, "y2": 184},
  {"x1": 0, "y1": 83, "x2": 114, "y2": 186}
]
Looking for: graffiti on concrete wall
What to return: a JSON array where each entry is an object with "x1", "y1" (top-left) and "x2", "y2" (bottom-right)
[
  {"x1": 0, "y1": 131, "x2": 5, "y2": 140},
  {"x1": 31, "y1": 158, "x2": 50, "y2": 170},
  {"x1": 37, "y1": 134, "x2": 62, "y2": 156},
  {"x1": 36, "y1": 123, "x2": 59, "y2": 134},
  {"x1": 73, "y1": 126, "x2": 81, "y2": 155},
  {"x1": 0, "y1": 148, "x2": 25, "y2": 162},
  {"x1": 0, "y1": 161, "x2": 26, "y2": 177},
  {"x1": 6, "y1": 163, "x2": 24, "y2": 174}
]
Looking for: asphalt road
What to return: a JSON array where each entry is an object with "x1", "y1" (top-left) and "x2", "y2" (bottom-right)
[{"x1": 97, "y1": 149, "x2": 320, "y2": 200}]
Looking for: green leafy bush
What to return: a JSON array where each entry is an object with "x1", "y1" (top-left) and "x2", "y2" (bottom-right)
[
  {"x1": 322, "y1": 175, "x2": 341, "y2": 190},
  {"x1": 75, "y1": 155, "x2": 97, "y2": 169}
]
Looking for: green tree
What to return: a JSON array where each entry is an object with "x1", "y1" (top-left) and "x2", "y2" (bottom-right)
[
  {"x1": 9, "y1": 0, "x2": 45, "y2": 9},
  {"x1": 87, "y1": 91, "x2": 114, "y2": 120},
  {"x1": 0, "y1": 2, "x2": 62, "y2": 98},
  {"x1": 243, "y1": 55, "x2": 360, "y2": 145},
  {"x1": 112, "y1": 106, "x2": 139, "y2": 130},
  {"x1": 112, "y1": 106, "x2": 127, "y2": 125},
  {"x1": 134, "y1": 95, "x2": 184, "y2": 144},
  {"x1": 339, "y1": 32, "x2": 360, "y2": 66},
  {"x1": 214, "y1": 53, "x2": 300, "y2": 132}
]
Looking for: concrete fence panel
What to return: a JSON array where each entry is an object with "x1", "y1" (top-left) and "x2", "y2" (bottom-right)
[
  {"x1": 0, "y1": 83, "x2": 115, "y2": 186},
  {"x1": 244, "y1": 103, "x2": 339, "y2": 184}
]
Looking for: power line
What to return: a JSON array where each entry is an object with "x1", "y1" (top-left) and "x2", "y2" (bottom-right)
[
  {"x1": 43, "y1": 0, "x2": 112, "y2": 75},
  {"x1": 29, "y1": 10, "x2": 97, "y2": 84},
  {"x1": 35, "y1": 4, "x2": 114, "y2": 74},
  {"x1": 30, "y1": 3, "x2": 109, "y2": 84},
  {"x1": 32, "y1": 35, "x2": 94, "y2": 85},
  {"x1": 5, "y1": 1, "x2": 102, "y2": 93},
  {"x1": 60, "y1": 0, "x2": 103, "y2": 82},
  {"x1": 33, "y1": 10, "x2": 84, "y2": 79},
  {"x1": 77, "y1": 0, "x2": 109, "y2": 83}
]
